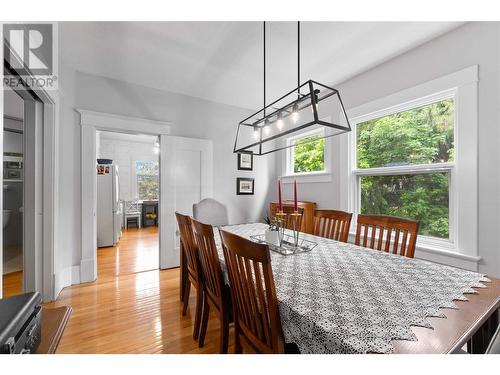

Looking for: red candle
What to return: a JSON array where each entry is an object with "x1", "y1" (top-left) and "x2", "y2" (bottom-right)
[
  {"x1": 293, "y1": 178, "x2": 298, "y2": 212},
  {"x1": 278, "y1": 178, "x2": 282, "y2": 211}
]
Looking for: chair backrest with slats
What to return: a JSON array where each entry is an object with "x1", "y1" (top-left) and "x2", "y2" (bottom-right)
[
  {"x1": 175, "y1": 212, "x2": 200, "y2": 283},
  {"x1": 354, "y1": 214, "x2": 420, "y2": 258},
  {"x1": 274, "y1": 205, "x2": 304, "y2": 231},
  {"x1": 313, "y1": 209, "x2": 353, "y2": 243},
  {"x1": 191, "y1": 219, "x2": 226, "y2": 309},
  {"x1": 219, "y1": 229, "x2": 285, "y2": 354},
  {"x1": 125, "y1": 200, "x2": 141, "y2": 214}
]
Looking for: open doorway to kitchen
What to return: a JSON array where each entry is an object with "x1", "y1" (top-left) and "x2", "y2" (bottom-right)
[{"x1": 95, "y1": 131, "x2": 160, "y2": 280}]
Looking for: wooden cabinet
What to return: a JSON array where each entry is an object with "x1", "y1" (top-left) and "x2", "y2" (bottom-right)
[{"x1": 269, "y1": 201, "x2": 317, "y2": 234}]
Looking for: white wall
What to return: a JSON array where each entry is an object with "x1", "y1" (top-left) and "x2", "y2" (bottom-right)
[
  {"x1": 56, "y1": 61, "x2": 274, "y2": 290},
  {"x1": 274, "y1": 22, "x2": 500, "y2": 277},
  {"x1": 98, "y1": 135, "x2": 158, "y2": 201}
]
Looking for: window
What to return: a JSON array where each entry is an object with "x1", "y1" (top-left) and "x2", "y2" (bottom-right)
[
  {"x1": 356, "y1": 99, "x2": 454, "y2": 239},
  {"x1": 345, "y1": 66, "x2": 478, "y2": 263},
  {"x1": 286, "y1": 128, "x2": 326, "y2": 175},
  {"x1": 136, "y1": 161, "x2": 159, "y2": 200},
  {"x1": 353, "y1": 98, "x2": 455, "y2": 240}
]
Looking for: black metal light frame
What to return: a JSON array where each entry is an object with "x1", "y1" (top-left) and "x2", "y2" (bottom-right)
[
  {"x1": 233, "y1": 22, "x2": 351, "y2": 156},
  {"x1": 233, "y1": 79, "x2": 351, "y2": 155}
]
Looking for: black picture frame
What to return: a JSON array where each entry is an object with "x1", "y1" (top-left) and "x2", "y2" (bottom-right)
[
  {"x1": 237, "y1": 152, "x2": 253, "y2": 171},
  {"x1": 236, "y1": 177, "x2": 254, "y2": 195}
]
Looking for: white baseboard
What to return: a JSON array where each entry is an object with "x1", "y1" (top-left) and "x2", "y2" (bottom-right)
[
  {"x1": 80, "y1": 257, "x2": 97, "y2": 283},
  {"x1": 71, "y1": 265, "x2": 81, "y2": 284},
  {"x1": 54, "y1": 267, "x2": 72, "y2": 299},
  {"x1": 53, "y1": 265, "x2": 82, "y2": 299}
]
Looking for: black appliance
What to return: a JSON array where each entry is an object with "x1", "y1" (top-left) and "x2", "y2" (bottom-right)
[{"x1": 0, "y1": 292, "x2": 42, "y2": 354}]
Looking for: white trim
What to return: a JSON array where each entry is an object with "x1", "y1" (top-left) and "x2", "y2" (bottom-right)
[
  {"x1": 352, "y1": 162, "x2": 454, "y2": 176},
  {"x1": 345, "y1": 231, "x2": 480, "y2": 272},
  {"x1": 282, "y1": 171, "x2": 332, "y2": 184},
  {"x1": 347, "y1": 65, "x2": 478, "y2": 120},
  {"x1": 77, "y1": 110, "x2": 172, "y2": 284},
  {"x1": 341, "y1": 65, "x2": 478, "y2": 261},
  {"x1": 54, "y1": 265, "x2": 81, "y2": 297},
  {"x1": 78, "y1": 109, "x2": 171, "y2": 135}
]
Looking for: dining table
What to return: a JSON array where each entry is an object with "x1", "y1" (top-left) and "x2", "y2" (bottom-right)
[{"x1": 180, "y1": 222, "x2": 500, "y2": 354}]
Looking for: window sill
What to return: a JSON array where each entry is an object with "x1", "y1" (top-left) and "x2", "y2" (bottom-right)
[
  {"x1": 281, "y1": 172, "x2": 332, "y2": 184},
  {"x1": 347, "y1": 231, "x2": 480, "y2": 271}
]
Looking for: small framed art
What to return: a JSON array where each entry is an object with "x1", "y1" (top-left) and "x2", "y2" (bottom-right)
[
  {"x1": 237, "y1": 152, "x2": 253, "y2": 171},
  {"x1": 236, "y1": 177, "x2": 254, "y2": 195}
]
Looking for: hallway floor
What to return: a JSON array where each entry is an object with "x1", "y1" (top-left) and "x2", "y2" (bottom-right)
[
  {"x1": 97, "y1": 226, "x2": 159, "y2": 282},
  {"x1": 45, "y1": 226, "x2": 229, "y2": 353}
]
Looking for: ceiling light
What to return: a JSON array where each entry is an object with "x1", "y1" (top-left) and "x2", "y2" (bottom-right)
[
  {"x1": 276, "y1": 112, "x2": 284, "y2": 129},
  {"x1": 234, "y1": 22, "x2": 351, "y2": 156},
  {"x1": 291, "y1": 103, "x2": 299, "y2": 123}
]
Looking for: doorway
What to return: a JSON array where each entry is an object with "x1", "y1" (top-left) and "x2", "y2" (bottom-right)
[
  {"x1": 1, "y1": 67, "x2": 56, "y2": 301},
  {"x1": 96, "y1": 131, "x2": 160, "y2": 278},
  {"x1": 2, "y1": 86, "x2": 24, "y2": 297},
  {"x1": 78, "y1": 110, "x2": 213, "y2": 286}
]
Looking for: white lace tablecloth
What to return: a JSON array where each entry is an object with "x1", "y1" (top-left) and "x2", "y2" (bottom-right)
[{"x1": 214, "y1": 223, "x2": 490, "y2": 354}]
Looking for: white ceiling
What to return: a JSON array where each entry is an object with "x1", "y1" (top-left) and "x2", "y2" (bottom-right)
[{"x1": 59, "y1": 22, "x2": 463, "y2": 110}]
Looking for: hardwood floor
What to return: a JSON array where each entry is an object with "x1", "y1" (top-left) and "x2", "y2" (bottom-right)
[
  {"x1": 97, "y1": 226, "x2": 160, "y2": 282},
  {"x1": 45, "y1": 226, "x2": 231, "y2": 353},
  {"x1": 2, "y1": 270, "x2": 23, "y2": 298}
]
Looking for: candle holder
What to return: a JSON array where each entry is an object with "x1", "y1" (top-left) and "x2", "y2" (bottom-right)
[
  {"x1": 289, "y1": 211, "x2": 302, "y2": 247},
  {"x1": 275, "y1": 211, "x2": 287, "y2": 247}
]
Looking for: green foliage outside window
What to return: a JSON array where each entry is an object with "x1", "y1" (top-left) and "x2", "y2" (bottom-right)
[
  {"x1": 357, "y1": 99, "x2": 454, "y2": 239},
  {"x1": 293, "y1": 134, "x2": 325, "y2": 173},
  {"x1": 136, "y1": 161, "x2": 159, "y2": 200}
]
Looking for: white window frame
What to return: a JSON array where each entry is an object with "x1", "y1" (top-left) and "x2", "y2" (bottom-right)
[
  {"x1": 282, "y1": 126, "x2": 333, "y2": 183},
  {"x1": 135, "y1": 160, "x2": 159, "y2": 201},
  {"x1": 351, "y1": 89, "x2": 456, "y2": 245},
  {"x1": 340, "y1": 66, "x2": 479, "y2": 268}
]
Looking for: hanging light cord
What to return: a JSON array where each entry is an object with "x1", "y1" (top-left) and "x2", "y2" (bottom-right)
[
  {"x1": 297, "y1": 21, "x2": 300, "y2": 97},
  {"x1": 263, "y1": 21, "x2": 266, "y2": 117}
]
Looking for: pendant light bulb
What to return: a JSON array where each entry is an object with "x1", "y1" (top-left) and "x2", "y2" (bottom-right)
[
  {"x1": 263, "y1": 118, "x2": 271, "y2": 135},
  {"x1": 277, "y1": 112, "x2": 284, "y2": 130},
  {"x1": 253, "y1": 126, "x2": 260, "y2": 139},
  {"x1": 292, "y1": 103, "x2": 299, "y2": 123}
]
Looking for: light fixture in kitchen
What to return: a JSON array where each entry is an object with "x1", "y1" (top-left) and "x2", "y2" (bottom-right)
[{"x1": 234, "y1": 22, "x2": 351, "y2": 156}]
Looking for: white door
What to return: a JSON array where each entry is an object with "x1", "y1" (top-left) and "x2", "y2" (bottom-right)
[{"x1": 159, "y1": 136, "x2": 213, "y2": 269}]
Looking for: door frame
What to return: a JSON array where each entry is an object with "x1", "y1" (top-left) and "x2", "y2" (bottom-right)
[
  {"x1": 1, "y1": 66, "x2": 57, "y2": 302},
  {"x1": 78, "y1": 109, "x2": 171, "y2": 283}
]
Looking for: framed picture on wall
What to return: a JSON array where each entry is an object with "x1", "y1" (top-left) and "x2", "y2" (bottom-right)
[
  {"x1": 237, "y1": 152, "x2": 253, "y2": 171},
  {"x1": 236, "y1": 177, "x2": 254, "y2": 195}
]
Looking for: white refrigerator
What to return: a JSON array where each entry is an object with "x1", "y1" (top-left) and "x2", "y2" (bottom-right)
[{"x1": 97, "y1": 164, "x2": 122, "y2": 247}]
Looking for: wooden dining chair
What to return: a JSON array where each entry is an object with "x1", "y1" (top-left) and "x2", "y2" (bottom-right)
[
  {"x1": 313, "y1": 209, "x2": 353, "y2": 243},
  {"x1": 191, "y1": 218, "x2": 232, "y2": 353},
  {"x1": 219, "y1": 229, "x2": 288, "y2": 354},
  {"x1": 354, "y1": 214, "x2": 420, "y2": 258},
  {"x1": 175, "y1": 212, "x2": 203, "y2": 341},
  {"x1": 274, "y1": 205, "x2": 304, "y2": 231}
]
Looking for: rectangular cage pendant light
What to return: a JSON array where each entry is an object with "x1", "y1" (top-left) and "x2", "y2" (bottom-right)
[{"x1": 233, "y1": 80, "x2": 351, "y2": 155}]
